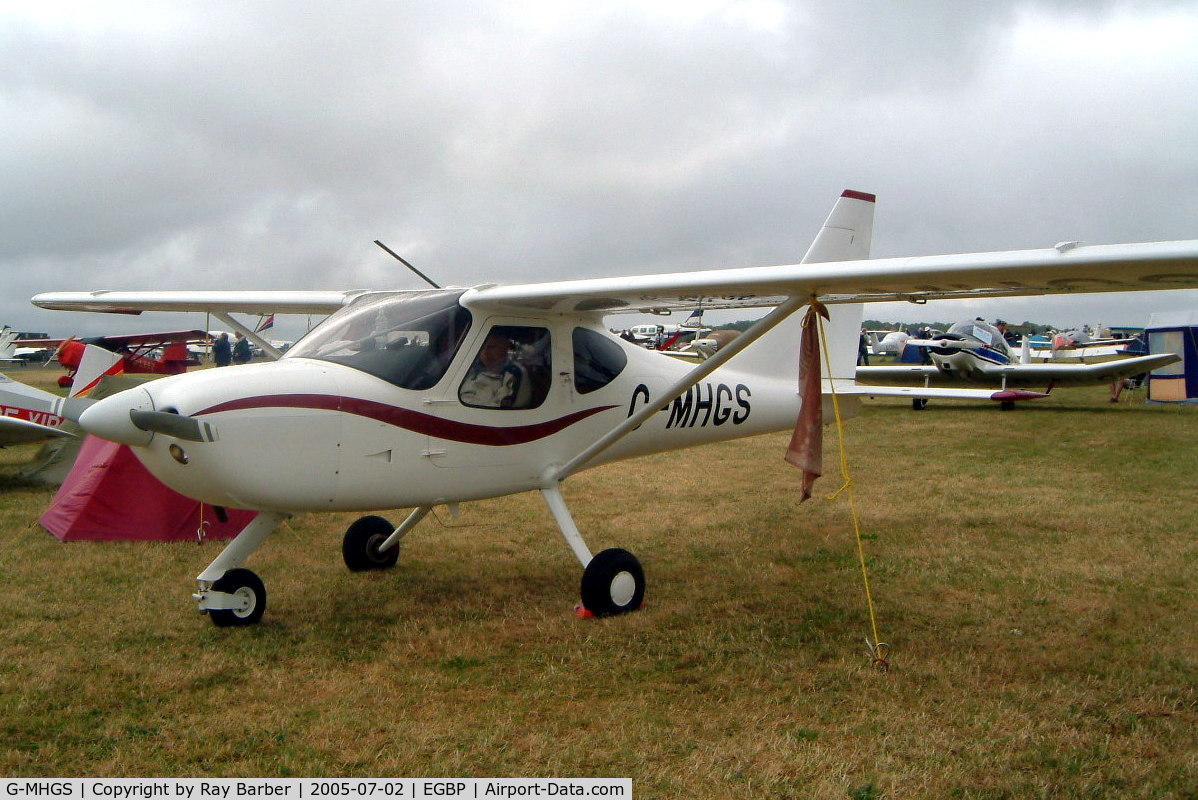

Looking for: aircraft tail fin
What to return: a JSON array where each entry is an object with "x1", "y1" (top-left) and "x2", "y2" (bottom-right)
[
  {"x1": 68, "y1": 345, "x2": 125, "y2": 399},
  {"x1": 801, "y1": 189, "x2": 875, "y2": 265},
  {"x1": 737, "y1": 190, "x2": 874, "y2": 381},
  {"x1": 0, "y1": 326, "x2": 17, "y2": 360}
]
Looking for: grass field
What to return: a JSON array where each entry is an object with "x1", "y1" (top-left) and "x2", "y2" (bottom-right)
[{"x1": 1, "y1": 368, "x2": 1196, "y2": 797}]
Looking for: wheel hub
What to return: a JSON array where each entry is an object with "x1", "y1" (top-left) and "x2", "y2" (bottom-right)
[{"x1": 609, "y1": 571, "x2": 637, "y2": 607}]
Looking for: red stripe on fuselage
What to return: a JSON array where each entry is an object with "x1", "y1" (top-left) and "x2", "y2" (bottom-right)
[{"x1": 195, "y1": 394, "x2": 617, "y2": 447}]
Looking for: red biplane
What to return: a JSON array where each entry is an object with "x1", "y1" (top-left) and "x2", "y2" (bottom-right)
[{"x1": 21, "y1": 330, "x2": 208, "y2": 388}]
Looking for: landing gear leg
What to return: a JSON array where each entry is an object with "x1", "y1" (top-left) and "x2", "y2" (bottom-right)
[
  {"x1": 541, "y1": 484, "x2": 645, "y2": 617},
  {"x1": 194, "y1": 510, "x2": 286, "y2": 627},
  {"x1": 342, "y1": 506, "x2": 429, "y2": 571}
]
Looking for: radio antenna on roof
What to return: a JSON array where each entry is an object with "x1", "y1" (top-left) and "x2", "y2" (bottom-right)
[{"x1": 373, "y1": 240, "x2": 441, "y2": 289}]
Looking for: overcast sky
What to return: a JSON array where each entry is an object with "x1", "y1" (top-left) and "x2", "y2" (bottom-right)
[{"x1": 3, "y1": 0, "x2": 1196, "y2": 341}]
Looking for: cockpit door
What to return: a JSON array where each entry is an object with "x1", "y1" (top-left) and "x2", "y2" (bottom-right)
[{"x1": 426, "y1": 318, "x2": 566, "y2": 475}]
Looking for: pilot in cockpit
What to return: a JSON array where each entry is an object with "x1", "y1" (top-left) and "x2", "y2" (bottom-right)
[{"x1": 459, "y1": 331, "x2": 532, "y2": 409}]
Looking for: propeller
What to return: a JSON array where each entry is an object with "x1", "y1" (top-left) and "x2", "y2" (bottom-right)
[
  {"x1": 905, "y1": 336, "x2": 973, "y2": 350},
  {"x1": 129, "y1": 410, "x2": 216, "y2": 442},
  {"x1": 903, "y1": 333, "x2": 978, "y2": 357}
]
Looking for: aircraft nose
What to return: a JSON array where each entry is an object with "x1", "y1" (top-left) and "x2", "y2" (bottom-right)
[{"x1": 79, "y1": 386, "x2": 156, "y2": 447}]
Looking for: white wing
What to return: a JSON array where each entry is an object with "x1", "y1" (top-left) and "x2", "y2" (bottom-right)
[
  {"x1": 465, "y1": 240, "x2": 1198, "y2": 315},
  {"x1": 30, "y1": 290, "x2": 372, "y2": 316}
]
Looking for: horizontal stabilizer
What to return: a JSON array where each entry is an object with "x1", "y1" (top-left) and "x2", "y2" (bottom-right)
[{"x1": 0, "y1": 415, "x2": 76, "y2": 445}]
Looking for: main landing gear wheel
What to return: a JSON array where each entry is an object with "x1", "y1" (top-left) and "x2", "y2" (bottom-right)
[
  {"x1": 580, "y1": 548, "x2": 645, "y2": 617},
  {"x1": 342, "y1": 515, "x2": 400, "y2": 572},
  {"x1": 208, "y1": 568, "x2": 266, "y2": 628},
  {"x1": 912, "y1": 397, "x2": 928, "y2": 410}
]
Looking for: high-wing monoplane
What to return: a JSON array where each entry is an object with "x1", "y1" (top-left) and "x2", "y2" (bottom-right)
[
  {"x1": 857, "y1": 318, "x2": 1177, "y2": 407},
  {"x1": 31, "y1": 191, "x2": 1198, "y2": 627},
  {"x1": 18, "y1": 330, "x2": 207, "y2": 388}
]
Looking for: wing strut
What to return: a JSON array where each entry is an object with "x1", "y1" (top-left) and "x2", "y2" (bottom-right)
[
  {"x1": 211, "y1": 312, "x2": 284, "y2": 360},
  {"x1": 549, "y1": 294, "x2": 809, "y2": 484}
]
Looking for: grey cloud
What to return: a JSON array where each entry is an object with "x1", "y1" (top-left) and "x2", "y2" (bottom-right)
[{"x1": 2, "y1": 0, "x2": 1196, "y2": 337}]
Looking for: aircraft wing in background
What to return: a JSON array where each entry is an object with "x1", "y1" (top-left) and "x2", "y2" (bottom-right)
[
  {"x1": 857, "y1": 352, "x2": 1178, "y2": 389},
  {"x1": 18, "y1": 329, "x2": 212, "y2": 350}
]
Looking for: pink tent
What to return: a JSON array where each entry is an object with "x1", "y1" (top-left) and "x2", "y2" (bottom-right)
[{"x1": 40, "y1": 435, "x2": 257, "y2": 542}]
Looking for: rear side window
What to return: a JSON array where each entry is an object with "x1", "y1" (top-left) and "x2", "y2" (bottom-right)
[{"x1": 573, "y1": 327, "x2": 627, "y2": 394}]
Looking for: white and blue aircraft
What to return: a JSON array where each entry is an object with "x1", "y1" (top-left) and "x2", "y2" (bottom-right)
[{"x1": 858, "y1": 318, "x2": 1177, "y2": 408}]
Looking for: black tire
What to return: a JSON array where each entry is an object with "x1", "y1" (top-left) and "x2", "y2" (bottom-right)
[
  {"x1": 208, "y1": 568, "x2": 266, "y2": 627},
  {"x1": 580, "y1": 548, "x2": 645, "y2": 617},
  {"x1": 342, "y1": 515, "x2": 400, "y2": 572},
  {"x1": 912, "y1": 397, "x2": 928, "y2": 411}
]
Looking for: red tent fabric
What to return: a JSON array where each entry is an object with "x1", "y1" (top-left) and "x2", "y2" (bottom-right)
[{"x1": 40, "y1": 435, "x2": 257, "y2": 542}]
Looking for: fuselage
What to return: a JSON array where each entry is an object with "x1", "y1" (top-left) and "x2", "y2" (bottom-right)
[
  {"x1": 0, "y1": 374, "x2": 66, "y2": 426},
  {"x1": 0, "y1": 372, "x2": 68, "y2": 445},
  {"x1": 80, "y1": 291, "x2": 806, "y2": 512}
]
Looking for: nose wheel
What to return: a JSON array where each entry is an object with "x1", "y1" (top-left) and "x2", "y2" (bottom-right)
[
  {"x1": 580, "y1": 548, "x2": 645, "y2": 617},
  {"x1": 206, "y1": 568, "x2": 267, "y2": 627}
]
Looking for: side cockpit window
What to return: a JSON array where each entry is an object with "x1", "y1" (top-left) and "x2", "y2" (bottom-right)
[
  {"x1": 459, "y1": 326, "x2": 552, "y2": 409},
  {"x1": 286, "y1": 290, "x2": 472, "y2": 390},
  {"x1": 573, "y1": 327, "x2": 627, "y2": 394}
]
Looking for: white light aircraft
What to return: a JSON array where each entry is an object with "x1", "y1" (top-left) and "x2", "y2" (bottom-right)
[
  {"x1": 858, "y1": 318, "x2": 1177, "y2": 408},
  {"x1": 1031, "y1": 328, "x2": 1145, "y2": 360},
  {"x1": 870, "y1": 330, "x2": 910, "y2": 356},
  {"x1": 31, "y1": 191, "x2": 1198, "y2": 627},
  {"x1": 0, "y1": 344, "x2": 123, "y2": 446}
]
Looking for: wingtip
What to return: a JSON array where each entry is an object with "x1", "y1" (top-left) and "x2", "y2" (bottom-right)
[{"x1": 841, "y1": 189, "x2": 876, "y2": 203}]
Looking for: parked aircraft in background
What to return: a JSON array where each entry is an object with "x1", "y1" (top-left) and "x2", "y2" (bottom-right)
[
  {"x1": 0, "y1": 344, "x2": 121, "y2": 446},
  {"x1": 18, "y1": 330, "x2": 207, "y2": 387},
  {"x1": 1022, "y1": 337, "x2": 1147, "y2": 361},
  {"x1": 0, "y1": 372, "x2": 74, "y2": 446},
  {"x1": 30, "y1": 191, "x2": 1198, "y2": 628},
  {"x1": 0, "y1": 327, "x2": 22, "y2": 364},
  {"x1": 870, "y1": 330, "x2": 910, "y2": 355},
  {"x1": 1051, "y1": 327, "x2": 1138, "y2": 351},
  {"x1": 858, "y1": 319, "x2": 1177, "y2": 407},
  {"x1": 1032, "y1": 328, "x2": 1147, "y2": 359},
  {"x1": 624, "y1": 308, "x2": 709, "y2": 349}
]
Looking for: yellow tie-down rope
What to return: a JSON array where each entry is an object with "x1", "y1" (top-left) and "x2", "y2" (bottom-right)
[{"x1": 813, "y1": 310, "x2": 890, "y2": 672}]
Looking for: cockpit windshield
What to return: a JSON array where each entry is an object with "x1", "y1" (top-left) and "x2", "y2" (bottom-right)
[
  {"x1": 286, "y1": 290, "x2": 472, "y2": 390},
  {"x1": 946, "y1": 320, "x2": 1010, "y2": 354}
]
